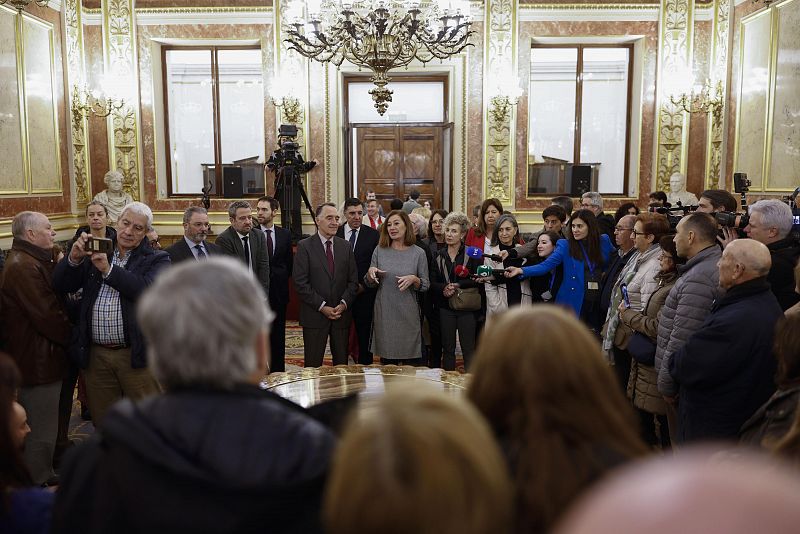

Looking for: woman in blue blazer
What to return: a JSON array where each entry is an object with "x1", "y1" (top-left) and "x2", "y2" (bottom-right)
[{"x1": 506, "y1": 209, "x2": 615, "y2": 332}]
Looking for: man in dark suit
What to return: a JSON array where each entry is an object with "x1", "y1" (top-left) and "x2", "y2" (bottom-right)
[
  {"x1": 336, "y1": 197, "x2": 379, "y2": 365},
  {"x1": 255, "y1": 196, "x2": 293, "y2": 373},
  {"x1": 216, "y1": 201, "x2": 270, "y2": 297},
  {"x1": 164, "y1": 206, "x2": 222, "y2": 263},
  {"x1": 293, "y1": 203, "x2": 358, "y2": 367}
]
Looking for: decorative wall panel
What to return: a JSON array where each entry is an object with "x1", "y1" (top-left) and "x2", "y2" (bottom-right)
[
  {"x1": 704, "y1": 0, "x2": 729, "y2": 189},
  {"x1": 654, "y1": 0, "x2": 694, "y2": 192},
  {"x1": 102, "y1": 0, "x2": 141, "y2": 200},
  {"x1": 0, "y1": 7, "x2": 26, "y2": 194},
  {"x1": 65, "y1": 0, "x2": 91, "y2": 205}
]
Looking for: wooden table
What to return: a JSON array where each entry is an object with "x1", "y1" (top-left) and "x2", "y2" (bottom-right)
[{"x1": 263, "y1": 364, "x2": 469, "y2": 408}]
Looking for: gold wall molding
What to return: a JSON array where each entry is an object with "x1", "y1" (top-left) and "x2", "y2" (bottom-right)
[
  {"x1": 65, "y1": 0, "x2": 91, "y2": 206},
  {"x1": 483, "y1": 0, "x2": 518, "y2": 205},
  {"x1": 704, "y1": 0, "x2": 730, "y2": 189},
  {"x1": 102, "y1": 0, "x2": 142, "y2": 201},
  {"x1": 653, "y1": 0, "x2": 694, "y2": 192}
]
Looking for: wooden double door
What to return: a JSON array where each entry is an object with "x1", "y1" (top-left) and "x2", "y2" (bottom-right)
[{"x1": 348, "y1": 124, "x2": 452, "y2": 211}]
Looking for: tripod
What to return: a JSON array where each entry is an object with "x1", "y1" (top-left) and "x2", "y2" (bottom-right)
[{"x1": 275, "y1": 165, "x2": 315, "y2": 243}]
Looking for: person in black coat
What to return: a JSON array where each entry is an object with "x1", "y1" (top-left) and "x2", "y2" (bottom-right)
[
  {"x1": 164, "y1": 207, "x2": 222, "y2": 263},
  {"x1": 255, "y1": 197, "x2": 293, "y2": 373},
  {"x1": 669, "y1": 239, "x2": 782, "y2": 443},
  {"x1": 336, "y1": 198, "x2": 379, "y2": 365},
  {"x1": 52, "y1": 258, "x2": 336, "y2": 534}
]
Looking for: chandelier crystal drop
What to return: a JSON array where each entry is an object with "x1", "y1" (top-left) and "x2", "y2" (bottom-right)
[{"x1": 284, "y1": 0, "x2": 474, "y2": 115}]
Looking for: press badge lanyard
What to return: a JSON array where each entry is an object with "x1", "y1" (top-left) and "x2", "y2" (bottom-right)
[{"x1": 580, "y1": 242, "x2": 599, "y2": 290}]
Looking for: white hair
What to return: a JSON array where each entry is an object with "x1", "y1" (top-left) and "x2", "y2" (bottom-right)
[
  {"x1": 581, "y1": 192, "x2": 603, "y2": 209},
  {"x1": 137, "y1": 257, "x2": 274, "y2": 390},
  {"x1": 749, "y1": 199, "x2": 793, "y2": 239},
  {"x1": 11, "y1": 211, "x2": 45, "y2": 239},
  {"x1": 119, "y1": 201, "x2": 154, "y2": 230}
]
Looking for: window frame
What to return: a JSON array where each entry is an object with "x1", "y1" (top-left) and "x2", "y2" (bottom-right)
[
  {"x1": 162, "y1": 44, "x2": 264, "y2": 198},
  {"x1": 528, "y1": 43, "x2": 634, "y2": 196}
]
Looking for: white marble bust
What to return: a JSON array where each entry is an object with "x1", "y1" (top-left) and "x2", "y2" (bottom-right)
[
  {"x1": 667, "y1": 172, "x2": 699, "y2": 207},
  {"x1": 93, "y1": 170, "x2": 133, "y2": 224}
]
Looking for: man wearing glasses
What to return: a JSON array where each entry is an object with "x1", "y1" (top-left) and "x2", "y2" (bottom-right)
[{"x1": 54, "y1": 202, "x2": 171, "y2": 427}]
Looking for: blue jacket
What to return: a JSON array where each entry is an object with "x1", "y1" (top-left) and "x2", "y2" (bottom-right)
[
  {"x1": 53, "y1": 238, "x2": 171, "y2": 369},
  {"x1": 519, "y1": 234, "x2": 614, "y2": 316},
  {"x1": 669, "y1": 277, "x2": 781, "y2": 443}
]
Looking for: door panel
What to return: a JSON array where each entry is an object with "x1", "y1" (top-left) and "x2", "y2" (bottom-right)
[{"x1": 356, "y1": 125, "x2": 444, "y2": 210}]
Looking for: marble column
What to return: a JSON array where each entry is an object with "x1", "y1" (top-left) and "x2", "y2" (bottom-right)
[
  {"x1": 705, "y1": 0, "x2": 731, "y2": 189},
  {"x1": 101, "y1": 0, "x2": 141, "y2": 201},
  {"x1": 483, "y1": 0, "x2": 518, "y2": 207},
  {"x1": 654, "y1": 0, "x2": 695, "y2": 192},
  {"x1": 64, "y1": 0, "x2": 91, "y2": 208}
]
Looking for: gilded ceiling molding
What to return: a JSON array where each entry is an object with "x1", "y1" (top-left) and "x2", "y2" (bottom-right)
[
  {"x1": 483, "y1": 0, "x2": 518, "y2": 205},
  {"x1": 102, "y1": 0, "x2": 142, "y2": 201},
  {"x1": 273, "y1": 0, "x2": 312, "y2": 196},
  {"x1": 64, "y1": 0, "x2": 91, "y2": 206},
  {"x1": 704, "y1": 0, "x2": 730, "y2": 189},
  {"x1": 653, "y1": 0, "x2": 694, "y2": 192}
]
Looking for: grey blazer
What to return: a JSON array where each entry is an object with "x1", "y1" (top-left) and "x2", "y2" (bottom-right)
[
  {"x1": 293, "y1": 234, "x2": 358, "y2": 329},
  {"x1": 215, "y1": 226, "x2": 270, "y2": 297}
]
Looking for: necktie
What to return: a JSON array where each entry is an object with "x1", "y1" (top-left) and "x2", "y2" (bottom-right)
[
  {"x1": 265, "y1": 229, "x2": 274, "y2": 260},
  {"x1": 242, "y1": 234, "x2": 251, "y2": 268},
  {"x1": 194, "y1": 244, "x2": 206, "y2": 259},
  {"x1": 325, "y1": 240, "x2": 335, "y2": 276},
  {"x1": 370, "y1": 217, "x2": 376, "y2": 229},
  {"x1": 348, "y1": 228, "x2": 357, "y2": 250}
]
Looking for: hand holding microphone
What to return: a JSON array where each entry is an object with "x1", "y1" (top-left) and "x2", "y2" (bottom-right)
[{"x1": 465, "y1": 246, "x2": 503, "y2": 262}]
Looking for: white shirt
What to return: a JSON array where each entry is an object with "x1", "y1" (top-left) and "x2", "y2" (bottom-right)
[
  {"x1": 184, "y1": 236, "x2": 207, "y2": 260},
  {"x1": 237, "y1": 231, "x2": 253, "y2": 271},
  {"x1": 260, "y1": 224, "x2": 276, "y2": 256},
  {"x1": 344, "y1": 225, "x2": 359, "y2": 249}
]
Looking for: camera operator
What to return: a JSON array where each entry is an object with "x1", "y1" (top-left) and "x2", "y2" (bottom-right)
[
  {"x1": 696, "y1": 189, "x2": 738, "y2": 214},
  {"x1": 738, "y1": 200, "x2": 800, "y2": 311}
]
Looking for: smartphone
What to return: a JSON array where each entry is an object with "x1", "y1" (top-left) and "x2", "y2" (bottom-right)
[
  {"x1": 620, "y1": 283, "x2": 630, "y2": 308},
  {"x1": 85, "y1": 236, "x2": 113, "y2": 254}
]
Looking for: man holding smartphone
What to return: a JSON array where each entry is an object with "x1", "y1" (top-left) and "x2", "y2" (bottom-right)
[{"x1": 54, "y1": 202, "x2": 171, "y2": 427}]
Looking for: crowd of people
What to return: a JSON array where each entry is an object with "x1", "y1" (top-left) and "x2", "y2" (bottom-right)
[{"x1": 0, "y1": 184, "x2": 799, "y2": 532}]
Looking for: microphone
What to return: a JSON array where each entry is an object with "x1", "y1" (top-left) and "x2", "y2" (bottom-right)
[
  {"x1": 465, "y1": 246, "x2": 503, "y2": 262},
  {"x1": 476, "y1": 265, "x2": 507, "y2": 278},
  {"x1": 454, "y1": 265, "x2": 470, "y2": 278}
]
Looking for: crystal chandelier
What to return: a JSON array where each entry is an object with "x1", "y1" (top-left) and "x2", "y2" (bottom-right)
[
  {"x1": 0, "y1": 0, "x2": 49, "y2": 10},
  {"x1": 284, "y1": 0, "x2": 474, "y2": 115}
]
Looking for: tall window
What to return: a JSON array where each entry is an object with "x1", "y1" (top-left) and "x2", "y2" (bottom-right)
[
  {"x1": 528, "y1": 45, "x2": 633, "y2": 195},
  {"x1": 163, "y1": 46, "x2": 265, "y2": 197}
]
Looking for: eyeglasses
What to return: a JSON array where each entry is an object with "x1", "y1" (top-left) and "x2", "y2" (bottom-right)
[
  {"x1": 659, "y1": 253, "x2": 674, "y2": 261},
  {"x1": 631, "y1": 230, "x2": 649, "y2": 236},
  {"x1": 614, "y1": 226, "x2": 633, "y2": 232}
]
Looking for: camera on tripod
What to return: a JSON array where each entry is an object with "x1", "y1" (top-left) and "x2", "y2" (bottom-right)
[
  {"x1": 714, "y1": 172, "x2": 751, "y2": 229},
  {"x1": 267, "y1": 124, "x2": 317, "y2": 242}
]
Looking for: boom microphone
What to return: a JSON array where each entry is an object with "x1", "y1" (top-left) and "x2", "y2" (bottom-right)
[
  {"x1": 454, "y1": 265, "x2": 470, "y2": 278},
  {"x1": 465, "y1": 246, "x2": 503, "y2": 262}
]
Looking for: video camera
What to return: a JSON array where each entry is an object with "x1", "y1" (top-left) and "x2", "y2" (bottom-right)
[
  {"x1": 649, "y1": 202, "x2": 697, "y2": 231},
  {"x1": 266, "y1": 124, "x2": 316, "y2": 176},
  {"x1": 785, "y1": 186, "x2": 800, "y2": 242},
  {"x1": 714, "y1": 172, "x2": 751, "y2": 230}
]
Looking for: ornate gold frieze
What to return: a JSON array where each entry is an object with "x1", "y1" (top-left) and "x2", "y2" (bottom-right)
[
  {"x1": 483, "y1": 0, "x2": 518, "y2": 204},
  {"x1": 65, "y1": 0, "x2": 91, "y2": 206},
  {"x1": 704, "y1": 0, "x2": 729, "y2": 189},
  {"x1": 654, "y1": 0, "x2": 694, "y2": 192},
  {"x1": 102, "y1": 0, "x2": 141, "y2": 201}
]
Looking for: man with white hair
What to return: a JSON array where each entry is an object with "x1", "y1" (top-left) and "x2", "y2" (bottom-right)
[
  {"x1": 54, "y1": 201, "x2": 170, "y2": 426},
  {"x1": 580, "y1": 192, "x2": 615, "y2": 242},
  {"x1": 0, "y1": 211, "x2": 71, "y2": 484},
  {"x1": 668, "y1": 239, "x2": 782, "y2": 442},
  {"x1": 52, "y1": 258, "x2": 336, "y2": 533},
  {"x1": 744, "y1": 199, "x2": 799, "y2": 311}
]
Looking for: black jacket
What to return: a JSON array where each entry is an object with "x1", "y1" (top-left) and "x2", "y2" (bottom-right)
[
  {"x1": 767, "y1": 237, "x2": 800, "y2": 311},
  {"x1": 335, "y1": 224, "x2": 379, "y2": 287},
  {"x1": 53, "y1": 238, "x2": 171, "y2": 369},
  {"x1": 669, "y1": 277, "x2": 782, "y2": 443},
  {"x1": 430, "y1": 245, "x2": 481, "y2": 310},
  {"x1": 52, "y1": 385, "x2": 337, "y2": 534}
]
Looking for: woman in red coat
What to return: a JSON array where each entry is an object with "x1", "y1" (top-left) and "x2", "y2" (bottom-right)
[{"x1": 465, "y1": 198, "x2": 503, "y2": 258}]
